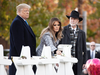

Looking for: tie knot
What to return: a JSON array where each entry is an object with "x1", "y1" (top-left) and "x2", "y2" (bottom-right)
[{"x1": 25, "y1": 20, "x2": 28, "y2": 25}]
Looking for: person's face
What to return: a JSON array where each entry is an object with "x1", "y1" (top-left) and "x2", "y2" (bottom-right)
[
  {"x1": 90, "y1": 43, "x2": 95, "y2": 51},
  {"x1": 69, "y1": 17, "x2": 79, "y2": 27},
  {"x1": 19, "y1": 8, "x2": 30, "y2": 20},
  {"x1": 53, "y1": 21, "x2": 60, "y2": 33}
]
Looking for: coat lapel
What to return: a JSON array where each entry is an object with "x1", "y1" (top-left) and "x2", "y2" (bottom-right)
[
  {"x1": 89, "y1": 51, "x2": 91, "y2": 59},
  {"x1": 77, "y1": 29, "x2": 81, "y2": 42},
  {"x1": 95, "y1": 51, "x2": 98, "y2": 57},
  {"x1": 24, "y1": 22, "x2": 35, "y2": 37},
  {"x1": 64, "y1": 25, "x2": 71, "y2": 41},
  {"x1": 16, "y1": 15, "x2": 35, "y2": 38}
]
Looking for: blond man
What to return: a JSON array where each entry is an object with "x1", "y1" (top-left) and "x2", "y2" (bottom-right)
[{"x1": 9, "y1": 3, "x2": 36, "y2": 75}]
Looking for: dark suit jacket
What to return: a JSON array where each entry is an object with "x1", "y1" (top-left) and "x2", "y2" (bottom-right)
[
  {"x1": 82, "y1": 50, "x2": 100, "y2": 75},
  {"x1": 9, "y1": 15, "x2": 36, "y2": 75},
  {"x1": 60, "y1": 24, "x2": 87, "y2": 75},
  {"x1": 87, "y1": 50, "x2": 100, "y2": 59}
]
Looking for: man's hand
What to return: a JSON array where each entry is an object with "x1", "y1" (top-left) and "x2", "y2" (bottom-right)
[
  {"x1": 82, "y1": 64, "x2": 88, "y2": 74},
  {"x1": 82, "y1": 64, "x2": 86, "y2": 69}
]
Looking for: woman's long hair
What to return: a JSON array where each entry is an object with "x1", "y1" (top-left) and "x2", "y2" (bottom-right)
[{"x1": 40, "y1": 17, "x2": 63, "y2": 42}]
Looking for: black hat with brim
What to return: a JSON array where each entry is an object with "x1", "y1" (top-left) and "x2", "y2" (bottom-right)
[{"x1": 66, "y1": 10, "x2": 83, "y2": 22}]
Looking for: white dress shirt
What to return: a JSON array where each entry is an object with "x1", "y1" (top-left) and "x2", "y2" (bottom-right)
[
  {"x1": 71, "y1": 27, "x2": 76, "y2": 34},
  {"x1": 90, "y1": 50, "x2": 95, "y2": 59}
]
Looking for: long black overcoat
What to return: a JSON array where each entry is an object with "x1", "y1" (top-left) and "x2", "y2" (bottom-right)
[
  {"x1": 60, "y1": 24, "x2": 87, "y2": 75},
  {"x1": 9, "y1": 15, "x2": 36, "y2": 75}
]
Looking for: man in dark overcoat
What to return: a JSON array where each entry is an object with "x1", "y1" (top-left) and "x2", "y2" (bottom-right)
[
  {"x1": 82, "y1": 41, "x2": 100, "y2": 75},
  {"x1": 87, "y1": 41, "x2": 100, "y2": 59},
  {"x1": 60, "y1": 10, "x2": 87, "y2": 75},
  {"x1": 9, "y1": 3, "x2": 36, "y2": 75}
]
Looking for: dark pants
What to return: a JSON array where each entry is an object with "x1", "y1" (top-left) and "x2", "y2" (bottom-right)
[
  {"x1": 73, "y1": 64, "x2": 77, "y2": 75},
  {"x1": 9, "y1": 62, "x2": 37, "y2": 75}
]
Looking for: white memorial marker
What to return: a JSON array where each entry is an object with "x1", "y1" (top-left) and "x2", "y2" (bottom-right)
[
  {"x1": 13, "y1": 46, "x2": 36, "y2": 75},
  {"x1": 36, "y1": 45, "x2": 59, "y2": 75},
  {"x1": 57, "y1": 44, "x2": 78, "y2": 75},
  {"x1": 0, "y1": 45, "x2": 12, "y2": 75}
]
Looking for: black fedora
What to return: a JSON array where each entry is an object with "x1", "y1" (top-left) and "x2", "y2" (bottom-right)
[{"x1": 66, "y1": 10, "x2": 83, "y2": 22}]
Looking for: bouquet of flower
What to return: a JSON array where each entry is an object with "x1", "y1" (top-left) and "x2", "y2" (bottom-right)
[{"x1": 86, "y1": 58, "x2": 100, "y2": 75}]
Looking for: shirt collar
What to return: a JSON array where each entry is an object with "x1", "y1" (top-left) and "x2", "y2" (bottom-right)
[
  {"x1": 90, "y1": 50, "x2": 95, "y2": 53},
  {"x1": 71, "y1": 27, "x2": 76, "y2": 31}
]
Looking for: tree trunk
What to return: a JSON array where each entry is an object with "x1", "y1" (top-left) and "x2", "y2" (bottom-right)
[
  {"x1": 78, "y1": 0, "x2": 83, "y2": 14},
  {"x1": 78, "y1": 0, "x2": 83, "y2": 30}
]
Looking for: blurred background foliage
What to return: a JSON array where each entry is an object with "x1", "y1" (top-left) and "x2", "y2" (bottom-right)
[{"x1": 0, "y1": 0, "x2": 100, "y2": 47}]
